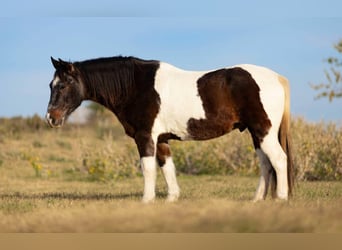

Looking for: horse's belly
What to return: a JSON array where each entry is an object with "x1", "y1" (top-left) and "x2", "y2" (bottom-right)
[{"x1": 154, "y1": 101, "x2": 206, "y2": 140}]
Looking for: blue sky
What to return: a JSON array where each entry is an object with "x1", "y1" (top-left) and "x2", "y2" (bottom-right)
[{"x1": 1, "y1": 1, "x2": 342, "y2": 122}]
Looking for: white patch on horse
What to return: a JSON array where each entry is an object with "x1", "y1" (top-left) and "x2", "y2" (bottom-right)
[
  {"x1": 153, "y1": 62, "x2": 207, "y2": 140},
  {"x1": 45, "y1": 112, "x2": 53, "y2": 126},
  {"x1": 161, "y1": 157, "x2": 180, "y2": 202},
  {"x1": 140, "y1": 156, "x2": 157, "y2": 203},
  {"x1": 52, "y1": 76, "x2": 60, "y2": 87}
]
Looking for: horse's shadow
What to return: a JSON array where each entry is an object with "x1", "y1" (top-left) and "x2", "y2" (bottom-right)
[
  {"x1": 0, "y1": 192, "x2": 145, "y2": 201},
  {"x1": 0, "y1": 192, "x2": 250, "y2": 202}
]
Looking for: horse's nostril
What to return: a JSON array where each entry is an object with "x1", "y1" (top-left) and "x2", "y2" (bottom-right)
[{"x1": 45, "y1": 111, "x2": 65, "y2": 128}]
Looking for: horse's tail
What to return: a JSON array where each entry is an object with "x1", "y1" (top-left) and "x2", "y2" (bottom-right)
[{"x1": 271, "y1": 75, "x2": 295, "y2": 198}]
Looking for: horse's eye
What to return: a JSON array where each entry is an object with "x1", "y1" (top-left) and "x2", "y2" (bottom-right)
[
  {"x1": 59, "y1": 84, "x2": 66, "y2": 90},
  {"x1": 66, "y1": 76, "x2": 74, "y2": 83}
]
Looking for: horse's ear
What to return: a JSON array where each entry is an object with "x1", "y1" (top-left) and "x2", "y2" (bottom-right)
[
  {"x1": 51, "y1": 57, "x2": 75, "y2": 73},
  {"x1": 51, "y1": 56, "x2": 60, "y2": 69},
  {"x1": 58, "y1": 58, "x2": 76, "y2": 74}
]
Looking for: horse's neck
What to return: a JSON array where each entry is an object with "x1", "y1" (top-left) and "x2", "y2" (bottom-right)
[{"x1": 82, "y1": 70, "x2": 134, "y2": 111}]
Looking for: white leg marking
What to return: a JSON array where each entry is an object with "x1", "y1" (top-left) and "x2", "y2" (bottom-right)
[
  {"x1": 253, "y1": 149, "x2": 272, "y2": 202},
  {"x1": 161, "y1": 157, "x2": 180, "y2": 202},
  {"x1": 141, "y1": 156, "x2": 157, "y2": 203},
  {"x1": 261, "y1": 134, "x2": 288, "y2": 200}
]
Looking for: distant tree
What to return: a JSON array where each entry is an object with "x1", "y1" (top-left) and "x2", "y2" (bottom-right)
[{"x1": 311, "y1": 39, "x2": 342, "y2": 101}]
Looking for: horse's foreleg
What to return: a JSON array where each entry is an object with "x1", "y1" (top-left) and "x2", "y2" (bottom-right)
[
  {"x1": 135, "y1": 132, "x2": 157, "y2": 203},
  {"x1": 140, "y1": 156, "x2": 157, "y2": 203},
  {"x1": 157, "y1": 143, "x2": 180, "y2": 202}
]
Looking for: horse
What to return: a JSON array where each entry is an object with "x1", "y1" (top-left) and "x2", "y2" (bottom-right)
[{"x1": 46, "y1": 56, "x2": 294, "y2": 203}]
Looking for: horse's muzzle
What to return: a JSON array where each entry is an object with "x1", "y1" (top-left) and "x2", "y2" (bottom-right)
[{"x1": 46, "y1": 112, "x2": 65, "y2": 128}]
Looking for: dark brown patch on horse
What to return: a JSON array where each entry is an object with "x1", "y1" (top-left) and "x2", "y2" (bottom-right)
[
  {"x1": 76, "y1": 58, "x2": 134, "y2": 109},
  {"x1": 118, "y1": 58, "x2": 160, "y2": 157},
  {"x1": 156, "y1": 133, "x2": 180, "y2": 166},
  {"x1": 158, "y1": 133, "x2": 181, "y2": 143},
  {"x1": 187, "y1": 67, "x2": 271, "y2": 148},
  {"x1": 156, "y1": 143, "x2": 171, "y2": 166},
  {"x1": 53, "y1": 56, "x2": 161, "y2": 157}
]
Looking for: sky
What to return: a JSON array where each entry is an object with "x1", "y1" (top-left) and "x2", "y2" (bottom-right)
[{"x1": 0, "y1": 1, "x2": 342, "y2": 123}]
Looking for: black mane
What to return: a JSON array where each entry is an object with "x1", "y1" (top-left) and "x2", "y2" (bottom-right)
[{"x1": 75, "y1": 56, "x2": 150, "y2": 108}]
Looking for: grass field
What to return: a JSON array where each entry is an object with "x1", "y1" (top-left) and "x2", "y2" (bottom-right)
[
  {"x1": 0, "y1": 175, "x2": 341, "y2": 232},
  {"x1": 0, "y1": 116, "x2": 341, "y2": 232}
]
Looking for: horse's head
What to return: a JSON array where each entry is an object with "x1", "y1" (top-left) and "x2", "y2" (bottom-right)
[{"x1": 46, "y1": 57, "x2": 84, "y2": 128}]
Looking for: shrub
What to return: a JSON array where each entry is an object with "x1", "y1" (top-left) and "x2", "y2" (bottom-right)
[
  {"x1": 171, "y1": 131, "x2": 258, "y2": 176},
  {"x1": 81, "y1": 135, "x2": 140, "y2": 182},
  {"x1": 1, "y1": 115, "x2": 341, "y2": 181},
  {"x1": 171, "y1": 117, "x2": 342, "y2": 181},
  {"x1": 292, "y1": 118, "x2": 342, "y2": 181}
]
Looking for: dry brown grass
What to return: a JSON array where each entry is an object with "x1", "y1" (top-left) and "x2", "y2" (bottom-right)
[
  {"x1": 0, "y1": 116, "x2": 341, "y2": 181},
  {"x1": 0, "y1": 175, "x2": 341, "y2": 232},
  {"x1": 0, "y1": 116, "x2": 341, "y2": 232}
]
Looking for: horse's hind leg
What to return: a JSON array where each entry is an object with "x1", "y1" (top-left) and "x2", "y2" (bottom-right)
[
  {"x1": 253, "y1": 149, "x2": 273, "y2": 202},
  {"x1": 260, "y1": 132, "x2": 288, "y2": 200},
  {"x1": 157, "y1": 142, "x2": 180, "y2": 202}
]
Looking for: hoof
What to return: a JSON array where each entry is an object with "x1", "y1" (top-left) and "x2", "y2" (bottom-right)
[
  {"x1": 252, "y1": 198, "x2": 264, "y2": 203},
  {"x1": 142, "y1": 196, "x2": 155, "y2": 204},
  {"x1": 166, "y1": 194, "x2": 179, "y2": 203}
]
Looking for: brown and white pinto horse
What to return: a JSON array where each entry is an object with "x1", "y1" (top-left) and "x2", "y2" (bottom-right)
[{"x1": 46, "y1": 56, "x2": 294, "y2": 203}]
